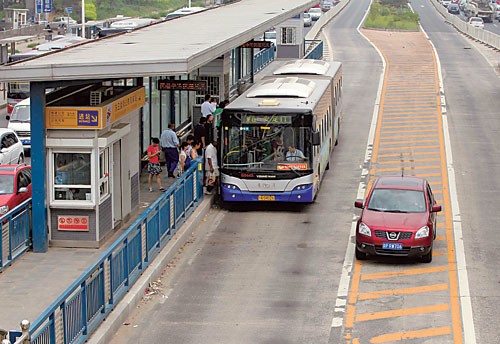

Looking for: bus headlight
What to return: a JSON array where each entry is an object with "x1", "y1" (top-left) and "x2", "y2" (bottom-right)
[
  {"x1": 222, "y1": 183, "x2": 240, "y2": 191},
  {"x1": 294, "y1": 184, "x2": 311, "y2": 191}
]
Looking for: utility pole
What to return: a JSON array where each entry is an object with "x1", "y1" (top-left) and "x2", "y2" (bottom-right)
[{"x1": 81, "y1": 0, "x2": 85, "y2": 38}]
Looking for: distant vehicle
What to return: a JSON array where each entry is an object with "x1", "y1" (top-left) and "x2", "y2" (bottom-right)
[
  {"x1": 320, "y1": 0, "x2": 334, "y2": 11},
  {"x1": 0, "y1": 164, "x2": 31, "y2": 216},
  {"x1": 459, "y1": 0, "x2": 468, "y2": 10},
  {"x1": 495, "y1": 7, "x2": 500, "y2": 19},
  {"x1": 468, "y1": 16, "x2": 485, "y2": 27},
  {"x1": 465, "y1": 0, "x2": 495, "y2": 22},
  {"x1": 7, "y1": 99, "x2": 31, "y2": 152},
  {"x1": 6, "y1": 82, "x2": 29, "y2": 114},
  {"x1": 263, "y1": 29, "x2": 277, "y2": 47},
  {"x1": 448, "y1": 3, "x2": 460, "y2": 13},
  {"x1": 308, "y1": 7, "x2": 323, "y2": 20},
  {"x1": 165, "y1": 7, "x2": 205, "y2": 19},
  {"x1": 0, "y1": 129, "x2": 24, "y2": 165},
  {"x1": 303, "y1": 13, "x2": 312, "y2": 27},
  {"x1": 35, "y1": 35, "x2": 87, "y2": 51},
  {"x1": 47, "y1": 16, "x2": 77, "y2": 30},
  {"x1": 110, "y1": 18, "x2": 157, "y2": 29},
  {"x1": 354, "y1": 176, "x2": 441, "y2": 263},
  {"x1": 442, "y1": 0, "x2": 451, "y2": 7}
]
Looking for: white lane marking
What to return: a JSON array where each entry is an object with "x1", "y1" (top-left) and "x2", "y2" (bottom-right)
[
  {"x1": 330, "y1": 0, "x2": 387, "y2": 329},
  {"x1": 424, "y1": 25, "x2": 477, "y2": 344}
]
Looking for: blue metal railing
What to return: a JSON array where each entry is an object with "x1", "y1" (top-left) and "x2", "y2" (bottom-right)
[
  {"x1": 0, "y1": 198, "x2": 31, "y2": 272},
  {"x1": 253, "y1": 44, "x2": 275, "y2": 74},
  {"x1": 304, "y1": 40, "x2": 324, "y2": 60},
  {"x1": 29, "y1": 160, "x2": 203, "y2": 344}
]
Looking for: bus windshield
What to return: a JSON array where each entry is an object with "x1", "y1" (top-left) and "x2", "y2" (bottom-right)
[
  {"x1": 223, "y1": 115, "x2": 312, "y2": 172},
  {"x1": 10, "y1": 104, "x2": 30, "y2": 122}
]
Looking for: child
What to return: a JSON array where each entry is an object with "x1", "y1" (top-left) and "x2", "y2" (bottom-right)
[{"x1": 147, "y1": 138, "x2": 165, "y2": 192}]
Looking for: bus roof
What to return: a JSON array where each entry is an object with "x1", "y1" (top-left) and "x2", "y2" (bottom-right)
[{"x1": 225, "y1": 59, "x2": 341, "y2": 113}]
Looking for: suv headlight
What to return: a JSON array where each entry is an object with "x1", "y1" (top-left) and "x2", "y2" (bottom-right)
[
  {"x1": 358, "y1": 222, "x2": 371, "y2": 237},
  {"x1": 415, "y1": 226, "x2": 430, "y2": 239},
  {"x1": 0, "y1": 205, "x2": 9, "y2": 215}
]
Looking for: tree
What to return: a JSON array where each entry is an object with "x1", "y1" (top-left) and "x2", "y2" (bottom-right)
[{"x1": 85, "y1": 1, "x2": 97, "y2": 20}]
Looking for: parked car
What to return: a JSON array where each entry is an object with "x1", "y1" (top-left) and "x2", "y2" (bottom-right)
[
  {"x1": 308, "y1": 7, "x2": 323, "y2": 21},
  {"x1": 468, "y1": 16, "x2": 485, "y2": 28},
  {"x1": 303, "y1": 13, "x2": 312, "y2": 27},
  {"x1": 442, "y1": 0, "x2": 451, "y2": 7},
  {"x1": 495, "y1": 7, "x2": 500, "y2": 19},
  {"x1": 354, "y1": 176, "x2": 441, "y2": 263},
  {"x1": 7, "y1": 98, "x2": 30, "y2": 153},
  {"x1": 448, "y1": 3, "x2": 460, "y2": 13},
  {"x1": 0, "y1": 129, "x2": 24, "y2": 165},
  {"x1": 459, "y1": 0, "x2": 468, "y2": 11},
  {"x1": 47, "y1": 17, "x2": 77, "y2": 30},
  {"x1": 0, "y1": 164, "x2": 31, "y2": 216}
]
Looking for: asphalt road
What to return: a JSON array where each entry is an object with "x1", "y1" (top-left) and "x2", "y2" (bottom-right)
[
  {"x1": 109, "y1": 0, "x2": 381, "y2": 342},
  {"x1": 412, "y1": 0, "x2": 500, "y2": 342},
  {"x1": 437, "y1": 2, "x2": 500, "y2": 35}
]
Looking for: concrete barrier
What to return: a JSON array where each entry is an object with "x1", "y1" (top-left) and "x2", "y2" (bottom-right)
[
  {"x1": 430, "y1": 0, "x2": 500, "y2": 50},
  {"x1": 305, "y1": 0, "x2": 352, "y2": 41}
]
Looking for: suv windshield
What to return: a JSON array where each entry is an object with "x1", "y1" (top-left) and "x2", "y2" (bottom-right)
[
  {"x1": 367, "y1": 189, "x2": 427, "y2": 213},
  {"x1": 223, "y1": 115, "x2": 312, "y2": 172},
  {"x1": 0, "y1": 175, "x2": 14, "y2": 195},
  {"x1": 10, "y1": 104, "x2": 30, "y2": 122}
]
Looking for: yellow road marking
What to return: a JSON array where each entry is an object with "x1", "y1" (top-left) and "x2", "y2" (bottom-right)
[
  {"x1": 378, "y1": 145, "x2": 439, "y2": 151},
  {"x1": 375, "y1": 165, "x2": 440, "y2": 173},
  {"x1": 407, "y1": 173, "x2": 441, "y2": 177},
  {"x1": 429, "y1": 181, "x2": 442, "y2": 185},
  {"x1": 378, "y1": 151, "x2": 439, "y2": 157},
  {"x1": 382, "y1": 124, "x2": 437, "y2": 128},
  {"x1": 383, "y1": 120, "x2": 437, "y2": 123},
  {"x1": 358, "y1": 284, "x2": 449, "y2": 301},
  {"x1": 356, "y1": 304, "x2": 449, "y2": 322},
  {"x1": 433, "y1": 251, "x2": 447, "y2": 256},
  {"x1": 345, "y1": 260, "x2": 363, "y2": 329},
  {"x1": 369, "y1": 326, "x2": 452, "y2": 343},
  {"x1": 380, "y1": 139, "x2": 439, "y2": 145},
  {"x1": 381, "y1": 134, "x2": 438, "y2": 139},
  {"x1": 437, "y1": 222, "x2": 444, "y2": 227},
  {"x1": 436, "y1": 235, "x2": 446, "y2": 241},
  {"x1": 381, "y1": 129, "x2": 438, "y2": 134},
  {"x1": 361, "y1": 265, "x2": 447, "y2": 280},
  {"x1": 378, "y1": 158, "x2": 440, "y2": 165},
  {"x1": 382, "y1": 115, "x2": 436, "y2": 118}
]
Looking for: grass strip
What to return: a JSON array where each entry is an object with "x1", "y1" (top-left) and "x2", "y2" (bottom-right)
[{"x1": 364, "y1": 0, "x2": 420, "y2": 31}]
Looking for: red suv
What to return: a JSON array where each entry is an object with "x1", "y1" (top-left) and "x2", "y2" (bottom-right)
[
  {"x1": 0, "y1": 164, "x2": 31, "y2": 216},
  {"x1": 354, "y1": 176, "x2": 441, "y2": 263}
]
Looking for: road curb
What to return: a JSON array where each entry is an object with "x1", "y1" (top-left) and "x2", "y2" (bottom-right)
[{"x1": 87, "y1": 194, "x2": 216, "y2": 344}]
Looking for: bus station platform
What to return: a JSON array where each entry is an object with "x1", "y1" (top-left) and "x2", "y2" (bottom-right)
[{"x1": 0, "y1": 167, "x2": 208, "y2": 332}]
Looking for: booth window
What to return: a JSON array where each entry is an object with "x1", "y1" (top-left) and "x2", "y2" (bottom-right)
[
  {"x1": 99, "y1": 148, "x2": 109, "y2": 200},
  {"x1": 280, "y1": 27, "x2": 296, "y2": 45},
  {"x1": 53, "y1": 153, "x2": 91, "y2": 201}
]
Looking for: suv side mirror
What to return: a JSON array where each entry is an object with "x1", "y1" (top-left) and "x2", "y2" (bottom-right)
[
  {"x1": 312, "y1": 131, "x2": 321, "y2": 146},
  {"x1": 354, "y1": 200, "x2": 364, "y2": 209},
  {"x1": 431, "y1": 204, "x2": 442, "y2": 212},
  {"x1": 6, "y1": 116, "x2": 10, "y2": 121},
  {"x1": 18, "y1": 187, "x2": 28, "y2": 193}
]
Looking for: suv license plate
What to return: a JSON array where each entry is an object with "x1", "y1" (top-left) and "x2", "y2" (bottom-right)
[{"x1": 383, "y1": 242, "x2": 403, "y2": 250}]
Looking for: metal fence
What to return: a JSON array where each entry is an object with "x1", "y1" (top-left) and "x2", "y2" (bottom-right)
[
  {"x1": 304, "y1": 40, "x2": 324, "y2": 60},
  {"x1": 431, "y1": 0, "x2": 500, "y2": 49},
  {"x1": 0, "y1": 199, "x2": 31, "y2": 272},
  {"x1": 27, "y1": 160, "x2": 203, "y2": 344},
  {"x1": 253, "y1": 45, "x2": 275, "y2": 74}
]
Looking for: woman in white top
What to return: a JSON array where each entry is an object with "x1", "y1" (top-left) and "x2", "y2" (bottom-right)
[{"x1": 179, "y1": 142, "x2": 191, "y2": 172}]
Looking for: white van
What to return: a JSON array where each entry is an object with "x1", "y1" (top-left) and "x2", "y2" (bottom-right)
[{"x1": 8, "y1": 98, "x2": 30, "y2": 152}]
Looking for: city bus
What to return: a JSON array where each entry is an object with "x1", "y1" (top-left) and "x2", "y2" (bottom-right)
[
  {"x1": 6, "y1": 82, "x2": 30, "y2": 114},
  {"x1": 219, "y1": 59, "x2": 342, "y2": 202}
]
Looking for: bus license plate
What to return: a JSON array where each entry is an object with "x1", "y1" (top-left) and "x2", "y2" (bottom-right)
[
  {"x1": 21, "y1": 139, "x2": 30, "y2": 145},
  {"x1": 383, "y1": 242, "x2": 402, "y2": 250},
  {"x1": 258, "y1": 195, "x2": 275, "y2": 201}
]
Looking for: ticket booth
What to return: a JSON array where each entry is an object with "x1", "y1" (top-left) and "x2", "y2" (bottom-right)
[{"x1": 45, "y1": 85, "x2": 145, "y2": 248}]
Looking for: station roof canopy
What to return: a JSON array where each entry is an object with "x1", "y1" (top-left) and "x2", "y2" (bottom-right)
[{"x1": 0, "y1": 0, "x2": 317, "y2": 82}]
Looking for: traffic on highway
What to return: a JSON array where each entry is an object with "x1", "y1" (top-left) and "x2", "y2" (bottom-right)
[{"x1": 0, "y1": 0, "x2": 499, "y2": 343}]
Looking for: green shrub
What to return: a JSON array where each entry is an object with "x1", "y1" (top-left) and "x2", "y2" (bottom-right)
[
  {"x1": 364, "y1": 0, "x2": 419, "y2": 30},
  {"x1": 27, "y1": 43, "x2": 39, "y2": 48}
]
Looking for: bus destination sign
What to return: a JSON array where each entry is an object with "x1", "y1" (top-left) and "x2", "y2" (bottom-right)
[
  {"x1": 242, "y1": 115, "x2": 292, "y2": 125},
  {"x1": 240, "y1": 40, "x2": 272, "y2": 49},
  {"x1": 157, "y1": 80, "x2": 207, "y2": 92}
]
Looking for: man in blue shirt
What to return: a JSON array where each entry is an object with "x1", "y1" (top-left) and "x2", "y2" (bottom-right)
[
  {"x1": 286, "y1": 145, "x2": 305, "y2": 162},
  {"x1": 160, "y1": 123, "x2": 180, "y2": 177},
  {"x1": 201, "y1": 94, "x2": 215, "y2": 118}
]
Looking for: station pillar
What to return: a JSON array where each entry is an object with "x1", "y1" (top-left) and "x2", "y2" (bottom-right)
[{"x1": 31, "y1": 82, "x2": 48, "y2": 252}]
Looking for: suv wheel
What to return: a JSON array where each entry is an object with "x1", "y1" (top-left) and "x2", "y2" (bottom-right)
[
  {"x1": 355, "y1": 246, "x2": 366, "y2": 260},
  {"x1": 421, "y1": 246, "x2": 433, "y2": 263}
]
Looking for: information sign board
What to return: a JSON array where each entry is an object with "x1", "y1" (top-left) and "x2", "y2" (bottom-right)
[
  {"x1": 43, "y1": 0, "x2": 52, "y2": 13},
  {"x1": 65, "y1": 7, "x2": 72, "y2": 13},
  {"x1": 157, "y1": 79, "x2": 207, "y2": 92},
  {"x1": 58, "y1": 216, "x2": 89, "y2": 231},
  {"x1": 240, "y1": 40, "x2": 272, "y2": 49}
]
